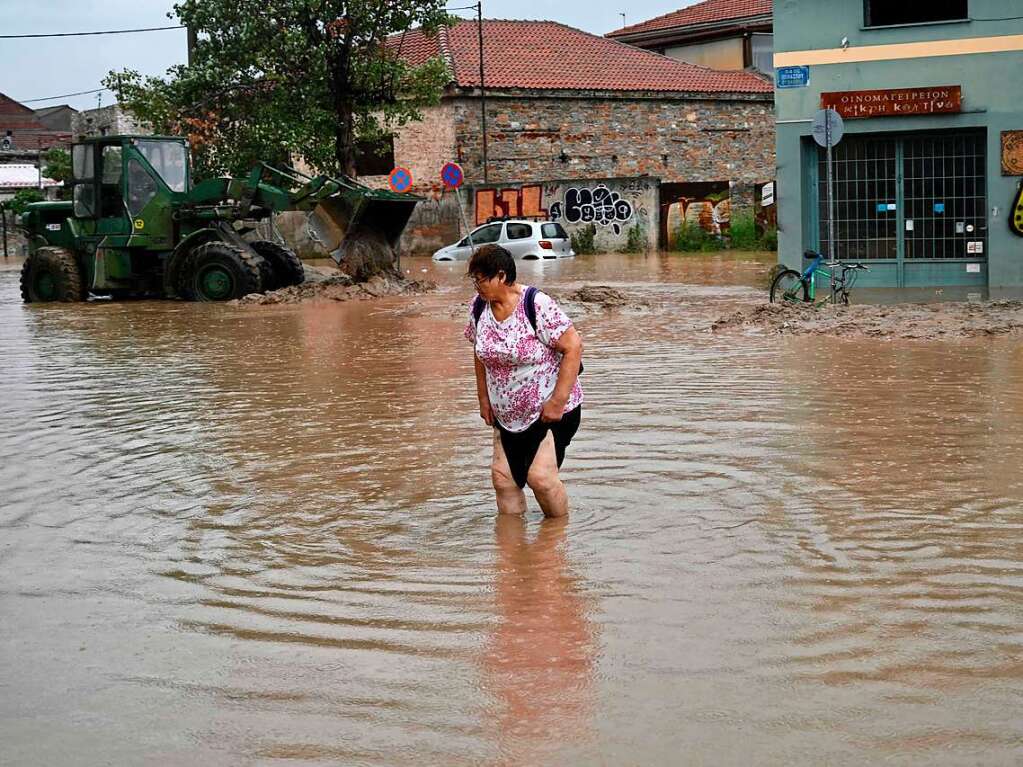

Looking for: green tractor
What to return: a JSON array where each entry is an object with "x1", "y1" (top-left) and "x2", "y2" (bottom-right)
[{"x1": 16, "y1": 134, "x2": 419, "y2": 302}]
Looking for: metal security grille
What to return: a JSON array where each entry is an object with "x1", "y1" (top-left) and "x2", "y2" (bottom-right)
[
  {"x1": 818, "y1": 131, "x2": 987, "y2": 261},
  {"x1": 817, "y1": 137, "x2": 898, "y2": 260},
  {"x1": 903, "y1": 132, "x2": 986, "y2": 259}
]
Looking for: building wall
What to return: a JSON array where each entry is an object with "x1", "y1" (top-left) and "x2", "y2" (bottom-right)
[
  {"x1": 366, "y1": 90, "x2": 775, "y2": 255},
  {"x1": 470, "y1": 176, "x2": 660, "y2": 251},
  {"x1": 665, "y1": 37, "x2": 746, "y2": 70},
  {"x1": 774, "y1": 0, "x2": 1023, "y2": 289},
  {"x1": 71, "y1": 105, "x2": 150, "y2": 140}
]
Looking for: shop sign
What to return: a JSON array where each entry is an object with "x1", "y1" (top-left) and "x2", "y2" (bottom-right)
[
  {"x1": 821, "y1": 86, "x2": 961, "y2": 119},
  {"x1": 1001, "y1": 131, "x2": 1023, "y2": 175}
]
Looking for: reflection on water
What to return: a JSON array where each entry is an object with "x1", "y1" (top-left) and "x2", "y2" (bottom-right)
[
  {"x1": 483, "y1": 516, "x2": 595, "y2": 765},
  {"x1": 1, "y1": 251, "x2": 1022, "y2": 765}
]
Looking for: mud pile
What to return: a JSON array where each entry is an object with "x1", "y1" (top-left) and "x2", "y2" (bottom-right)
[
  {"x1": 234, "y1": 266, "x2": 436, "y2": 306},
  {"x1": 557, "y1": 285, "x2": 642, "y2": 309},
  {"x1": 711, "y1": 301, "x2": 1023, "y2": 339}
]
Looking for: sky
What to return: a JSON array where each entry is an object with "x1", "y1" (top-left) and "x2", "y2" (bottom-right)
[{"x1": 2, "y1": 0, "x2": 700, "y2": 112}]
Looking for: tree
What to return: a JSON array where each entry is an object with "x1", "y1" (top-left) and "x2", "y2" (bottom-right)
[
  {"x1": 104, "y1": 0, "x2": 452, "y2": 180},
  {"x1": 42, "y1": 148, "x2": 72, "y2": 201},
  {"x1": 4, "y1": 189, "x2": 44, "y2": 216}
]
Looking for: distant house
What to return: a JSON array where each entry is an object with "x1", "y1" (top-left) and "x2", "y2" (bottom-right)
[
  {"x1": 33, "y1": 104, "x2": 78, "y2": 133},
  {"x1": 0, "y1": 93, "x2": 72, "y2": 154},
  {"x1": 382, "y1": 19, "x2": 775, "y2": 254},
  {"x1": 607, "y1": 0, "x2": 773, "y2": 78},
  {"x1": 71, "y1": 104, "x2": 150, "y2": 141}
]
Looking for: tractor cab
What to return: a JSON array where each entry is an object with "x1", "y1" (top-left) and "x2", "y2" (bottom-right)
[{"x1": 70, "y1": 135, "x2": 189, "y2": 248}]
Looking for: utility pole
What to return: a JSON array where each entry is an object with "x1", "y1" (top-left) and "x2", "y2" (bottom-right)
[
  {"x1": 477, "y1": 1, "x2": 488, "y2": 184},
  {"x1": 187, "y1": 25, "x2": 197, "y2": 67}
]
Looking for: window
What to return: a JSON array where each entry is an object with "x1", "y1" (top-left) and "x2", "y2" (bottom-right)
[
  {"x1": 355, "y1": 137, "x2": 395, "y2": 177},
  {"x1": 126, "y1": 159, "x2": 158, "y2": 217},
  {"x1": 506, "y1": 223, "x2": 532, "y2": 240},
  {"x1": 73, "y1": 184, "x2": 95, "y2": 218},
  {"x1": 102, "y1": 146, "x2": 122, "y2": 184},
  {"x1": 864, "y1": 0, "x2": 967, "y2": 27},
  {"x1": 461, "y1": 223, "x2": 502, "y2": 246},
  {"x1": 100, "y1": 146, "x2": 124, "y2": 218},
  {"x1": 136, "y1": 140, "x2": 187, "y2": 192},
  {"x1": 541, "y1": 223, "x2": 568, "y2": 239},
  {"x1": 72, "y1": 144, "x2": 94, "y2": 180},
  {"x1": 750, "y1": 33, "x2": 773, "y2": 76}
]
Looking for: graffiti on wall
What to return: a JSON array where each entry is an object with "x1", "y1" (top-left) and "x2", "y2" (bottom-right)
[
  {"x1": 549, "y1": 185, "x2": 635, "y2": 235},
  {"x1": 659, "y1": 182, "x2": 731, "y2": 248},
  {"x1": 475, "y1": 185, "x2": 547, "y2": 225}
]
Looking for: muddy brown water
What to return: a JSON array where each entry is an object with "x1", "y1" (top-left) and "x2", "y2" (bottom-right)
[{"x1": 2, "y1": 252, "x2": 1022, "y2": 766}]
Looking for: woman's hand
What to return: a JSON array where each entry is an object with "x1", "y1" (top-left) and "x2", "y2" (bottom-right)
[
  {"x1": 480, "y1": 398, "x2": 495, "y2": 426},
  {"x1": 540, "y1": 394, "x2": 567, "y2": 423}
]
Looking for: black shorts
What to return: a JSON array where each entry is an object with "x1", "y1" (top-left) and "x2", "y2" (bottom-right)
[{"x1": 497, "y1": 406, "x2": 581, "y2": 489}]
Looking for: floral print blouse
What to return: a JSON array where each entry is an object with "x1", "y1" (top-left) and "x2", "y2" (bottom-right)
[{"x1": 465, "y1": 288, "x2": 584, "y2": 433}]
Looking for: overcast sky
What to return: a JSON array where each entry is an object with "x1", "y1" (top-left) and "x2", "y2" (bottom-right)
[{"x1": 4, "y1": 0, "x2": 700, "y2": 112}]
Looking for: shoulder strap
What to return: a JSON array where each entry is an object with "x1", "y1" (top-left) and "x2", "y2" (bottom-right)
[
  {"x1": 471, "y1": 294, "x2": 486, "y2": 326},
  {"x1": 524, "y1": 286, "x2": 538, "y2": 333}
]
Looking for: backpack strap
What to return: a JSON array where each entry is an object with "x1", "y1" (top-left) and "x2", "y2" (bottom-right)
[
  {"x1": 471, "y1": 294, "x2": 486, "y2": 327},
  {"x1": 523, "y1": 286, "x2": 539, "y2": 333}
]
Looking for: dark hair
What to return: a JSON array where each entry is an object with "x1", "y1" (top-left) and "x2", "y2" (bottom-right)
[{"x1": 467, "y1": 244, "x2": 516, "y2": 285}]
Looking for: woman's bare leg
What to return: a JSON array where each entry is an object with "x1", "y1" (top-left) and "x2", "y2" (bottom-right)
[
  {"x1": 526, "y1": 432, "x2": 568, "y2": 518},
  {"x1": 492, "y1": 430, "x2": 527, "y2": 516}
]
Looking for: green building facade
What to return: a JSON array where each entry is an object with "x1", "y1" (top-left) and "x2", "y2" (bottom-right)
[{"x1": 774, "y1": 1, "x2": 1023, "y2": 293}]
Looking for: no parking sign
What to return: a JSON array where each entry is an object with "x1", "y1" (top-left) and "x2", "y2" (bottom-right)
[
  {"x1": 388, "y1": 167, "x2": 413, "y2": 194},
  {"x1": 441, "y1": 162, "x2": 464, "y2": 190}
]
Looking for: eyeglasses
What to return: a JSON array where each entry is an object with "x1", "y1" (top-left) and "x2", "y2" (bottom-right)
[{"x1": 469, "y1": 273, "x2": 499, "y2": 289}]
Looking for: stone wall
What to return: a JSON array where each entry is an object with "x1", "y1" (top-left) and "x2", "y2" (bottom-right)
[
  {"x1": 71, "y1": 105, "x2": 150, "y2": 140},
  {"x1": 449, "y1": 91, "x2": 775, "y2": 199}
]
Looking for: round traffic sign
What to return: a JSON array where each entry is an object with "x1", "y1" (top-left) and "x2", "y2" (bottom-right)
[
  {"x1": 441, "y1": 162, "x2": 464, "y2": 190},
  {"x1": 388, "y1": 166, "x2": 413, "y2": 194},
  {"x1": 812, "y1": 108, "x2": 844, "y2": 148}
]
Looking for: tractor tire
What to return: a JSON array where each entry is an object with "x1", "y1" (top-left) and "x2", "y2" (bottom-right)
[
  {"x1": 20, "y1": 247, "x2": 86, "y2": 303},
  {"x1": 186, "y1": 241, "x2": 265, "y2": 302},
  {"x1": 250, "y1": 240, "x2": 305, "y2": 292}
]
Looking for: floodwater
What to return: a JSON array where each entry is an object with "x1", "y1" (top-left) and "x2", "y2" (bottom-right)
[{"x1": 2, "y1": 251, "x2": 1022, "y2": 766}]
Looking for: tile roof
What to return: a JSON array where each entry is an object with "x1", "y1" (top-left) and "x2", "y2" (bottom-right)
[
  {"x1": 607, "y1": 0, "x2": 772, "y2": 38},
  {"x1": 392, "y1": 19, "x2": 771, "y2": 94},
  {"x1": 0, "y1": 93, "x2": 72, "y2": 150}
]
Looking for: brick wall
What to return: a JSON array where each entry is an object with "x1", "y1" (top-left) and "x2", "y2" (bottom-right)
[{"x1": 361, "y1": 101, "x2": 458, "y2": 194}]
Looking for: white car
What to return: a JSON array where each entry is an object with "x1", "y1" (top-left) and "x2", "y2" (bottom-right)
[{"x1": 432, "y1": 219, "x2": 575, "y2": 261}]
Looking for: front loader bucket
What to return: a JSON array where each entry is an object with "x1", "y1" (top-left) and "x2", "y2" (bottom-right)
[{"x1": 307, "y1": 190, "x2": 420, "y2": 266}]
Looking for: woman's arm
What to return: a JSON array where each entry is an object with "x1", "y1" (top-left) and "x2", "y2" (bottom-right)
[
  {"x1": 475, "y1": 354, "x2": 494, "y2": 426},
  {"x1": 540, "y1": 326, "x2": 583, "y2": 423}
]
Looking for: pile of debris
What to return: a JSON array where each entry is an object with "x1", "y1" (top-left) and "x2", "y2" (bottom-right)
[
  {"x1": 711, "y1": 301, "x2": 1023, "y2": 339},
  {"x1": 233, "y1": 265, "x2": 436, "y2": 305}
]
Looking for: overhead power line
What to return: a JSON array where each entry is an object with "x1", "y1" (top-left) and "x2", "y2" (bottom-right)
[
  {"x1": 20, "y1": 88, "x2": 109, "y2": 104},
  {"x1": 0, "y1": 25, "x2": 185, "y2": 39}
]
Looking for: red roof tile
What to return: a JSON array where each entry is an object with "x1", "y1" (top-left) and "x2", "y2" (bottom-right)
[
  {"x1": 608, "y1": 0, "x2": 772, "y2": 38},
  {"x1": 393, "y1": 19, "x2": 771, "y2": 94}
]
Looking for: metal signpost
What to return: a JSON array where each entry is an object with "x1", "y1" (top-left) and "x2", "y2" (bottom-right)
[
  {"x1": 441, "y1": 162, "x2": 475, "y2": 251},
  {"x1": 812, "y1": 108, "x2": 844, "y2": 300}
]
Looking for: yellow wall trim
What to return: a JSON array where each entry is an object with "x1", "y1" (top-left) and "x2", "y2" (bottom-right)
[{"x1": 774, "y1": 34, "x2": 1023, "y2": 68}]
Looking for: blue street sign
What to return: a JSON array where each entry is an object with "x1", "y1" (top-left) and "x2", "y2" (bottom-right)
[{"x1": 776, "y1": 66, "x2": 810, "y2": 89}]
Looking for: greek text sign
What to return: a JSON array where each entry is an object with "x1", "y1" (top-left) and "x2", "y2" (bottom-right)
[{"x1": 821, "y1": 86, "x2": 961, "y2": 119}]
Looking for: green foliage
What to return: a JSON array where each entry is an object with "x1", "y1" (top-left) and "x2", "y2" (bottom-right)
[
  {"x1": 728, "y1": 212, "x2": 778, "y2": 252},
  {"x1": 570, "y1": 223, "x2": 597, "y2": 255},
  {"x1": 622, "y1": 223, "x2": 647, "y2": 253},
  {"x1": 42, "y1": 149, "x2": 72, "y2": 200},
  {"x1": 672, "y1": 222, "x2": 725, "y2": 252},
  {"x1": 4, "y1": 189, "x2": 44, "y2": 216},
  {"x1": 104, "y1": 1, "x2": 454, "y2": 179}
]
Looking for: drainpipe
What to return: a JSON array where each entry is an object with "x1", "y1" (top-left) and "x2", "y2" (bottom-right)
[{"x1": 477, "y1": 2, "x2": 488, "y2": 184}]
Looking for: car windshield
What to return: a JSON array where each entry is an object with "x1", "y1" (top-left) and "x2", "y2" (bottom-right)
[{"x1": 135, "y1": 139, "x2": 188, "y2": 192}]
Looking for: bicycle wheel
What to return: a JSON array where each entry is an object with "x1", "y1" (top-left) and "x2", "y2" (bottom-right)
[{"x1": 770, "y1": 269, "x2": 809, "y2": 303}]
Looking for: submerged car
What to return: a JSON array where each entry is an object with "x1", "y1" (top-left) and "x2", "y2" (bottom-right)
[{"x1": 432, "y1": 219, "x2": 574, "y2": 261}]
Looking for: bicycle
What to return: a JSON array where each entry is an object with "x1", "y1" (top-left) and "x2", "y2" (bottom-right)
[{"x1": 770, "y1": 250, "x2": 870, "y2": 305}]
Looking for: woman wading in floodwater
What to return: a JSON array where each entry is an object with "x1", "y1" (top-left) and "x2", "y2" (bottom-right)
[{"x1": 465, "y1": 245, "x2": 584, "y2": 517}]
